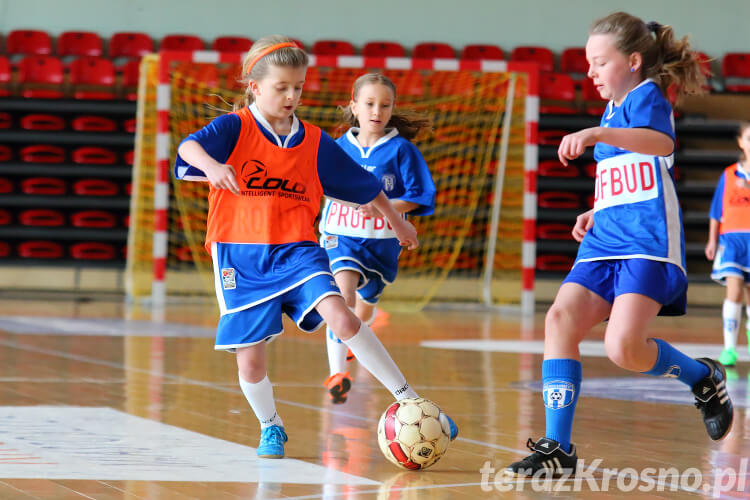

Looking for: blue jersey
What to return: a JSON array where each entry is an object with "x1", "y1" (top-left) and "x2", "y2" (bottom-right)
[
  {"x1": 319, "y1": 128, "x2": 436, "y2": 283},
  {"x1": 174, "y1": 105, "x2": 382, "y2": 310},
  {"x1": 576, "y1": 80, "x2": 686, "y2": 273}
]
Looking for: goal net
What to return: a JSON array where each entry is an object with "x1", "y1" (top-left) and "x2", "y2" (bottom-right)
[{"x1": 126, "y1": 51, "x2": 538, "y2": 313}]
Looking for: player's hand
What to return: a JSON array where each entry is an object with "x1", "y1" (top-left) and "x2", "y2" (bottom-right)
[
  {"x1": 572, "y1": 208, "x2": 594, "y2": 242},
  {"x1": 558, "y1": 127, "x2": 600, "y2": 166},
  {"x1": 392, "y1": 219, "x2": 419, "y2": 250},
  {"x1": 205, "y1": 163, "x2": 240, "y2": 195},
  {"x1": 357, "y1": 202, "x2": 383, "y2": 218},
  {"x1": 704, "y1": 240, "x2": 717, "y2": 261}
]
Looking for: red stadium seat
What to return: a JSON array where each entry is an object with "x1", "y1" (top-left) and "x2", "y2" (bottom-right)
[
  {"x1": 0, "y1": 178, "x2": 12, "y2": 193},
  {"x1": 412, "y1": 42, "x2": 455, "y2": 60},
  {"x1": 538, "y1": 191, "x2": 580, "y2": 209},
  {"x1": 71, "y1": 210, "x2": 117, "y2": 228},
  {"x1": 538, "y1": 160, "x2": 579, "y2": 178},
  {"x1": 461, "y1": 44, "x2": 504, "y2": 61},
  {"x1": 540, "y1": 73, "x2": 577, "y2": 114},
  {"x1": 429, "y1": 71, "x2": 477, "y2": 111},
  {"x1": 0, "y1": 242, "x2": 10, "y2": 258},
  {"x1": 581, "y1": 77, "x2": 607, "y2": 115},
  {"x1": 0, "y1": 209, "x2": 11, "y2": 225},
  {"x1": 109, "y1": 32, "x2": 154, "y2": 58},
  {"x1": 120, "y1": 59, "x2": 140, "y2": 100},
  {"x1": 312, "y1": 40, "x2": 355, "y2": 56},
  {"x1": 20, "y1": 114, "x2": 65, "y2": 131},
  {"x1": 325, "y1": 67, "x2": 359, "y2": 95},
  {"x1": 536, "y1": 254, "x2": 575, "y2": 271},
  {"x1": 511, "y1": 46, "x2": 555, "y2": 72},
  {"x1": 72, "y1": 146, "x2": 117, "y2": 165},
  {"x1": 18, "y1": 241, "x2": 64, "y2": 259},
  {"x1": 0, "y1": 145, "x2": 11, "y2": 162},
  {"x1": 57, "y1": 31, "x2": 103, "y2": 58},
  {"x1": 17, "y1": 56, "x2": 64, "y2": 98},
  {"x1": 19, "y1": 209, "x2": 65, "y2": 227},
  {"x1": 124, "y1": 150, "x2": 134, "y2": 165},
  {"x1": 212, "y1": 36, "x2": 253, "y2": 53},
  {"x1": 560, "y1": 47, "x2": 588, "y2": 77},
  {"x1": 161, "y1": 34, "x2": 204, "y2": 51},
  {"x1": 6, "y1": 30, "x2": 52, "y2": 56},
  {"x1": 362, "y1": 41, "x2": 405, "y2": 58},
  {"x1": 122, "y1": 118, "x2": 137, "y2": 133},
  {"x1": 538, "y1": 129, "x2": 569, "y2": 145},
  {"x1": 384, "y1": 70, "x2": 425, "y2": 100},
  {"x1": 0, "y1": 56, "x2": 10, "y2": 97},
  {"x1": 21, "y1": 177, "x2": 66, "y2": 195},
  {"x1": 69, "y1": 57, "x2": 116, "y2": 99},
  {"x1": 722, "y1": 52, "x2": 750, "y2": 93},
  {"x1": 0, "y1": 113, "x2": 11, "y2": 129},
  {"x1": 72, "y1": 179, "x2": 119, "y2": 196},
  {"x1": 20, "y1": 145, "x2": 65, "y2": 163},
  {"x1": 70, "y1": 242, "x2": 117, "y2": 260},
  {"x1": 289, "y1": 39, "x2": 306, "y2": 51},
  {"x1": 584, "y1": 162, "x2": 597, "y2": 178},
  {"x1": 536, "y1": 223, "x2": 574, "y2": 240},
  {"x1": 71, "y1": 115, "x2": 117, "y2": 132}
]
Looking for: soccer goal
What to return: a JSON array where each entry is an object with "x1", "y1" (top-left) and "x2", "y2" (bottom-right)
[{"x1": 126, "y1": 50, "x2": 539, "y2": 313}]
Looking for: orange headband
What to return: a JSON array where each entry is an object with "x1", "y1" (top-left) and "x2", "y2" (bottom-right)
[{"x1": 245, "y1": 42, "x2": 298, "y2": 76}]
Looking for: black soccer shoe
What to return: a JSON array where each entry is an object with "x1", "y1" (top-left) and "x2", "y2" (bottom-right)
[
  {"x1": 692, "y1": 358, "x2": 733, "y2": 441},
  {"x1": 505, "y1": 437, "x2": 577, "y2": 478}
]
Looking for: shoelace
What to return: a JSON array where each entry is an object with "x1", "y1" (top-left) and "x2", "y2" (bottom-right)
[
  {"x1": 263, "y1": 428, "x2": 285, "y2": 444},
  {"x1": 525, "y1": 437, "x2": 536, "y2": 452}
]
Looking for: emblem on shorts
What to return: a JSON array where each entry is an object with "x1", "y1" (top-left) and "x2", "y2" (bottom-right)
[
  {"x1": 323, "y1": 234, "x2": 338, "y2": 249},
  {"x1": 221, "y1": 268, "x2": 236, "y2": 290}
]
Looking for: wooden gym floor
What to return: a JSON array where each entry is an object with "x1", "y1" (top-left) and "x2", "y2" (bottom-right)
[{"x1": 0, "y1": 296, "x2": 748, "y2": 499}]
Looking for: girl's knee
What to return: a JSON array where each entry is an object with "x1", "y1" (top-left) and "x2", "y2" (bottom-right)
[
  {"x1": 238, "y1": 364, "x2": 266, "y2": 383},
  {"x1": 604, "y1": 334, "x2": 640, "y2": 370},
  {"x1": 328, "y1": 310, "x2": 361, "y2": 341}
]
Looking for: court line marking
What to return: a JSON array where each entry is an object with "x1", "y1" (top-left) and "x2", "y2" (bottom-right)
[
  {"x1": 0, "y1": 336, "x2": 729, "y2": 496},
  {"x1": 421, "y1": 339, "x2": 750, "y2": 362}
]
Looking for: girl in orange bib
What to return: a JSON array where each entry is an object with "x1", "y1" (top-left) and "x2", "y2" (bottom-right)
[
  {"x1": 175, "y1": 36, "x2": 457, "y2": 459},
  {"x1": 705, "y1": 122, "x2": 750, "y2": 367}
]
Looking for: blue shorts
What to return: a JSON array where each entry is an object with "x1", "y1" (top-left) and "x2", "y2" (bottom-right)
[
  {"x1": 711, "y1": 233, "x2": 750, "y2": 285},
  {"x1": 563, "y1": 258, "x2": 687, "y2": 316},
  {"x1": 323, "y1": 234, "x2": 399, "y2": 304},
  {"x1": 214, "y1": 273, "x2": 341, "y2": 352}
]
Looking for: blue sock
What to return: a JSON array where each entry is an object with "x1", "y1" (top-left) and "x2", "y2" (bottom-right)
[
  {"x1": 542, "y1": 359, "x2": 582, "y2": 454},
  {"x1": 642, "y1": 338, "x2": 710, "y2": 387}
]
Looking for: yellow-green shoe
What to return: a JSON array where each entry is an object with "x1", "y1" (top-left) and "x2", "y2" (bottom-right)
[{"x1": 719, "y1": 348, "x2": 737, "y2": 367}]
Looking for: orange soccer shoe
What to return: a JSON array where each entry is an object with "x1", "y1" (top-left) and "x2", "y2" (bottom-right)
[{"x1": 325, "y1": 372, "x2": 353, "y2": 404}]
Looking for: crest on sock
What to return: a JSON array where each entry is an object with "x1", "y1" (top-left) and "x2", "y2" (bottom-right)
[{"x1": 543, "y1": 381, "x2": 575, "y2": 409}]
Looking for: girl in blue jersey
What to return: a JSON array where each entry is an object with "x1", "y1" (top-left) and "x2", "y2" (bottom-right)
[
  {"x1": 175, "y1": 36, "x2": 457, "y2": 460},
  {"x1": 705, "y1": 122, "x2": 750, "y2": 367},
  {"x1": 506, "y1": 12, "x2": 733, "y2": 478},
  {"x1": 319, "y1": 73, "x2": 436, "y2": 403}
]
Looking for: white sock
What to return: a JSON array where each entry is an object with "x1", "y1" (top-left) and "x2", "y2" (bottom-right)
[
  {"x1": 722, "y1": 299, "x2": 742, "y2": 350},
  {"x1": 326, "y1": 327, "x2": 349, "y2": 376},
  {"x1": 238, "y1": 373, "x2": 283, "y2": 429},
  {"x1": 343, "y1": 322, "x2": 418, "y2": 400}
]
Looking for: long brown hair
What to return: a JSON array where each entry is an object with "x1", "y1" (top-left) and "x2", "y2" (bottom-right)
[
  {"x1": 340, "y1": 73, "x2": 432, "y2": 141},
  {"x1": 235, "y1": 35, "x2": 308, "y2": 110},
  {"x1": 590, "y1": 12, "x2": 707, "y2": 103}
]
